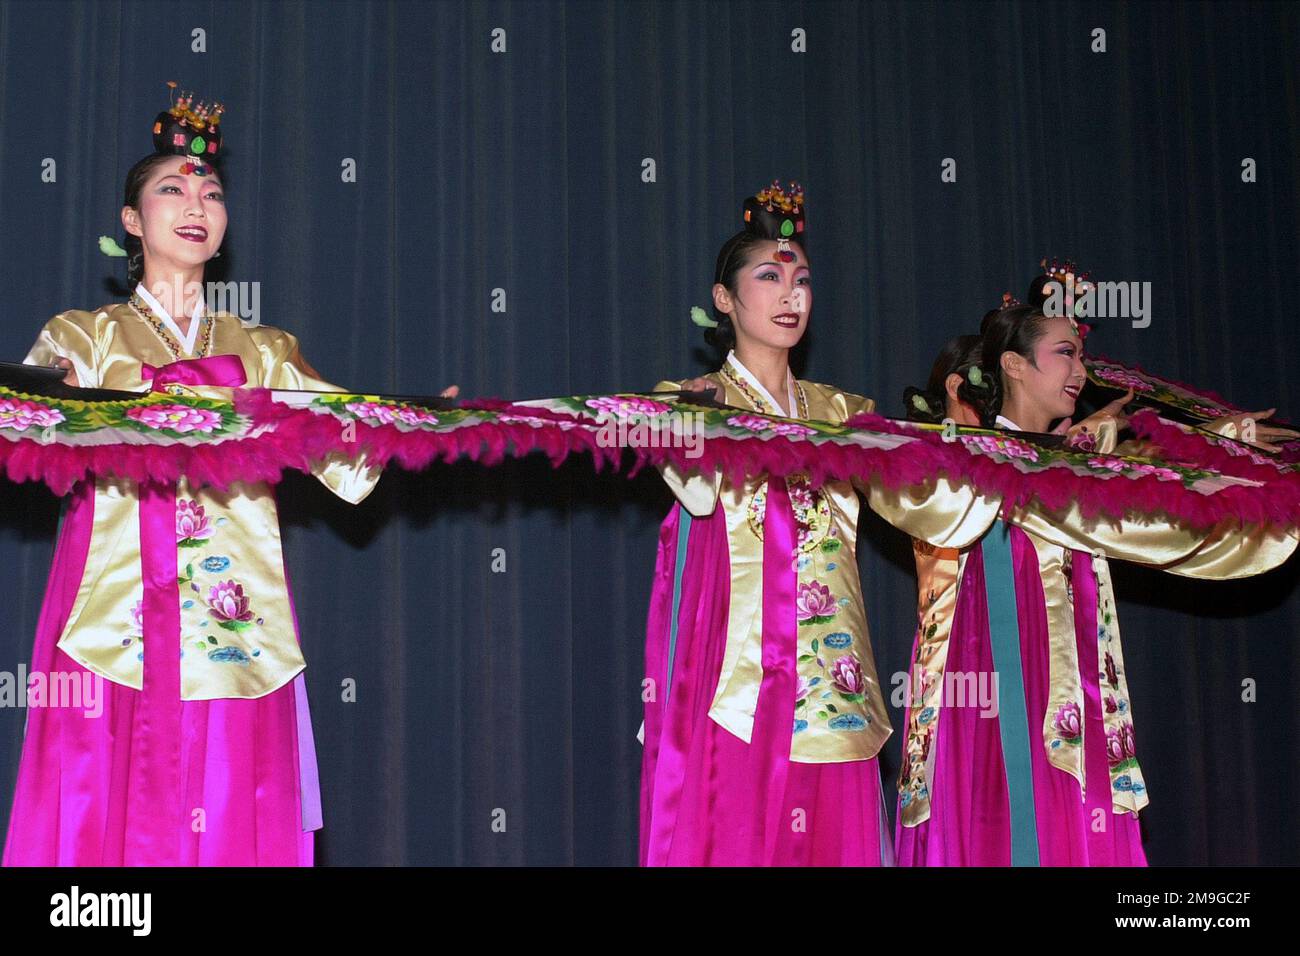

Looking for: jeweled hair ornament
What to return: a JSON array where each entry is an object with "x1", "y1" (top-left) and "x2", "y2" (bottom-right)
[
  {"x1": 1036, "y1": 257, "x2": 1093, "y2": 338},
  {"x1": 743, "y1": 180, "x2": 805, "y2": 263},
  {"x1": 98, "y1": 82, "x2": 227, "y2": 259},
  {"x1": 152, "y1": 80, "x2": 224, "y2": 177}
]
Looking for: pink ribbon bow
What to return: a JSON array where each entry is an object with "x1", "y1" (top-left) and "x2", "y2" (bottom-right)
[{"x1": 140, "y1": 354, "x2": 248, "y2": 392}]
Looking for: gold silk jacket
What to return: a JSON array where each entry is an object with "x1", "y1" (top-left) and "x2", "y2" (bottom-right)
[
  {"x1": 25, "y1": 303, "x2": 381, "y2": 701},
  {"x1": 656, "y1": 354, "x2": 1000, "y2": 764}
]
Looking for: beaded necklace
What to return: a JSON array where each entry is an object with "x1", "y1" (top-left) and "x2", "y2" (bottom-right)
[
  {"x1": 129, "y1": 291, "x2": 213, "y2": 361},
  {"x1": 720, "y1": 360, "x2": 809, "y2": 419},
  {"x1": 723, "y1": 360, "x2": 828, "y2": 553}
]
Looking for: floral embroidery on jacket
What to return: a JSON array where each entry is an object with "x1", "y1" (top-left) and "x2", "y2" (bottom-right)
[
  {"x1": 175, "y1": 495, "x2": 266, "y2": 670},
  {"x1": 745, "y1": 473, "x2": 833, "y2": 555},
  {"x1": 1093, "y1": 556, "x2": 1148, "y2": 806},
  {"x1": 176, "y1": 499, "x2": 214, "y2": 546},
  {"x1": 1052, "y1": 701, "x2": 1083, "y2": 745},
  {"x1": 897, "y1": 545, "x2": 961, "y2": 823},
  {"x1": 795, "y1": 636, "x2": 872, "y2": 732},
  {"x1": 796, "y1": 581, "x2": 838, "y2": 625}
]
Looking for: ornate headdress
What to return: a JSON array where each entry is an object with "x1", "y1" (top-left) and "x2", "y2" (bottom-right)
[
  {"x1": 99, "y1": 81, "x2": 227, "y2": 258},
  {"x1": 153, "y1": 80, "x2": 224, "y2": 176},
  {"x1": 744, "y1": 180, "x2": 805, "y2": 262},
  {"x1": 691, "y1": 179, "x2": 808, "y2": 329},
  {"x1": 1029, "y1": 257, "x2": 1093, "y2": 338}
]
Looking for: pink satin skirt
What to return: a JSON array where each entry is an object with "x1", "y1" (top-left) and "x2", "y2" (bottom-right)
[
  {"x1": 895, "y1": 533, "x2": 1146, "y2": 866},
  {"x1": 640, "y1": 503, "x2": 889, "y2": 866},
  {"x1": 3, "y1": 483, "x2": 316, "y2": 866}
]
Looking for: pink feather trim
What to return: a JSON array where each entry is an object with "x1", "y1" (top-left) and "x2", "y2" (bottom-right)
[{"x1": 3, "y1": 389, "x2": 1298, "y2": 532}]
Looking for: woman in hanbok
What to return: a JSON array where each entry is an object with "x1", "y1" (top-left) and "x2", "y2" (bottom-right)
[
  {"x1": 893, "y1": 334, "x2": 986, "y2": 847},
  {"x1": 3, "y1": 87, "x2": 455, "y2": 866},
  {"x1": 893, "y1": 303, "x2": 1297, "y2": 866},
  {"x1": 638, "y1": 183, "x2": 998, "y2": 865}
]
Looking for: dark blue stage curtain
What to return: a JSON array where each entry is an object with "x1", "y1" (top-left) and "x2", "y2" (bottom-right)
[{"x1": 0, "y1": 0, "x2": 1296, "y2": 865}]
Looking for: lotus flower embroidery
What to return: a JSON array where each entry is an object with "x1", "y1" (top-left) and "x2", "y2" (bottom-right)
[
  {"x1": 125, "y1": 404, "x2": 221, "y2": 434},
  {"x1": 585, "y1": 396, "x2": 671, "y2": 419},
  {"x1": 796, "y1": 581, "x2": 837, "y2": 624},
  {"x1": 207, "y1": 581, "x2": 254, "y2": 631},
  {"x1": 1053, "y1": 701, "x2": 1082, "y2": 743},
  {"x1": 0, "y1": 397, "x2": 65, "y2": 431},
  {"x1": 176, "y1": 499, "x2": 214, "y2": 545}
]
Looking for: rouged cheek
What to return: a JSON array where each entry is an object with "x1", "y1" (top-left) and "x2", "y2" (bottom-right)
[
  {"x1": 1027, "y1": 371, "x2": 1063, "y2": 404},
  {"x1": 1033, "y1": 353, "x2": 1069, "y2": 383}
]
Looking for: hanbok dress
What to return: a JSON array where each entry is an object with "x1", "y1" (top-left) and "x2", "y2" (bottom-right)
[
  {"x1": 894, "y1": 414, "x2": 1297, "y2": 865},
  {"x1": 3, "y1": 288, "x2": 379, "y2": 866},
  {"x1": 640, "y1": 351, "x2": 998, "y2": 865}
]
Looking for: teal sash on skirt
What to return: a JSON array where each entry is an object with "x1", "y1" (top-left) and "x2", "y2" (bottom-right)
[
  {"x1": 664, "y1": 508, "x2": 692, "y2": 702},
  {"x1": 981, "y1": 519, "x2": 1040, "y2": 866}
]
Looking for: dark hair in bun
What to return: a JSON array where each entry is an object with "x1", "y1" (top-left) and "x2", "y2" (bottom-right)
[
  {"x1": 976, "y1": 304, "x2": 1053, "y2": 428},
  {"x1": 904, "y1": 334, "x2": 984, "y2": 423}
]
